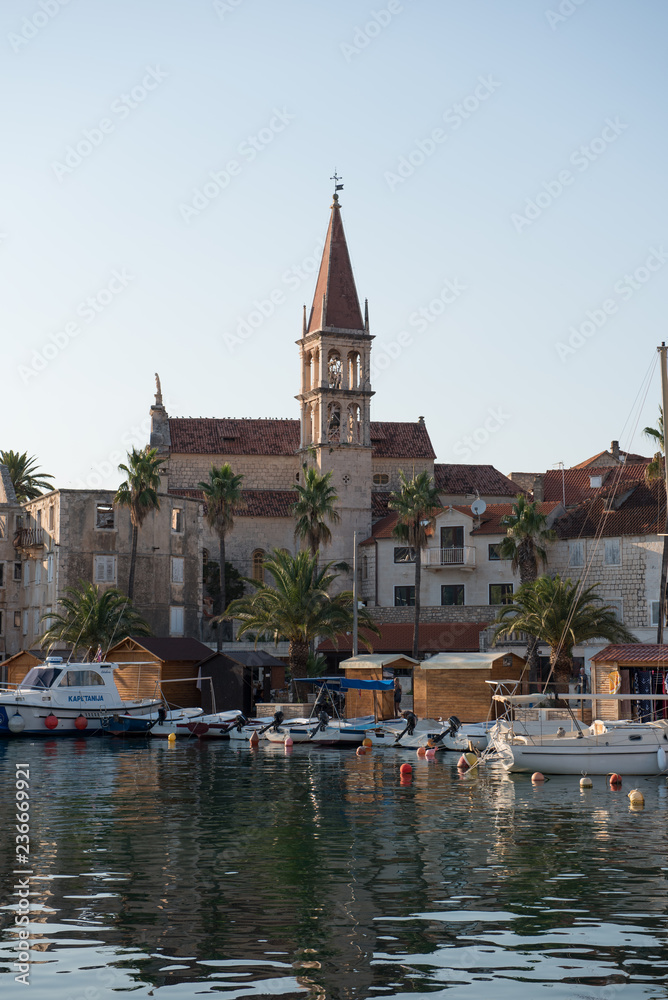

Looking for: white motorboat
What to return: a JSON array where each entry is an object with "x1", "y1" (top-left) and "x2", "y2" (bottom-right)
[
  {"x1": 135, "y1": 706, "x2": 205, "y2": 737},
  {"x1": 491, "y1": 718, "x2": 668, "y2": 775},
  {"x1": 0, "y1": 658, "x2": 162, "y2": 737},
  {"x1": 264, "y1": 713, "x2": 378, "y2": 746}
]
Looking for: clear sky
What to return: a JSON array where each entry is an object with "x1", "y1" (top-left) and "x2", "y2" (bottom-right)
[{"x1": 2, "y1": 0, "x2": 668, "y2": 489}]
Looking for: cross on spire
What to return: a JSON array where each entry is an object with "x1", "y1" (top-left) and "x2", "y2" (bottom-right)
[{"x1": 330, "y1": 170, "x2": 344, "y2": 197}]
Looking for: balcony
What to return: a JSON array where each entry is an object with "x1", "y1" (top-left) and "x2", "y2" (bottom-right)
[
  {"x1": 422, "y1": 546, "x2": 476, "y2": 570},
  {"x1": 13, "y1": 528, "x2": 44, "y2": 549}
]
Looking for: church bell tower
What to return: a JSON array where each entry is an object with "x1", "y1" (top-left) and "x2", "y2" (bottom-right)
[{"x1": 296, "y1": 186, "x2": 374, "y2": 564}]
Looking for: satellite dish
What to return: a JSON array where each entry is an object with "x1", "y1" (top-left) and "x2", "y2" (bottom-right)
[{"x1": 471, "y1": 498, "x2": 487, "y2": 516}]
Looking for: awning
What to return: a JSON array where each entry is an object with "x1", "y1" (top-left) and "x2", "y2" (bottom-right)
[{"x1": 296, "y1": 676, "x2": 393, "y2": 691}]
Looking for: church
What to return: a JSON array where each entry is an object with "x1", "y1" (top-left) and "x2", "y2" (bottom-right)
[{"x1": 152, "y1": 192, "x2": 437, "y2": 580}]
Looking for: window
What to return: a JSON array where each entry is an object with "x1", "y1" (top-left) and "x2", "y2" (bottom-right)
[
  {"x1": 488, "y1": 543, "x2": 502, "y2": 561},
  {"x1": 441, "y1": 584, "x2": 465, "y2": 606},
  {"x1": 15, "y1": 515, "x2": 23, "y2": 531},
  {"x1": 590, "y1": 475, "x2": 603, "y2": 488},
  {"x1": 171, "y1": 557, "x2": 184, "y2": 583},
  {"x1": 441, "y1": 526, "x2": 464, "y2": 564},
  {"x1": 373, "y1": 473, "x2": 389, "y2": 485},
  {"x1": 606, "y1": 598, "x2": 623, "y2": 622},
  {"x1": 47, "y1": 553, "x2": 53, "y2": 583},
  {"x1": 0, "y1": 514, "x2": 5, "y2": 538},
  {"x1": 394, "y1": 546, "x2": 416, "y2": 563},
  {"x1": 394, "y1": 586, "x2": 415, "y2": 607},
  {"x1": 569, "y1": 540, "x2": 584, "y2": 568},
  {"x1": 489, "y1": 583, "x2": 514, "y2": 605},
  {"x1": 33, "y1": 609, "x2": 40, "y2": 635},
  {"x1": 48, "y1": 506, "x2": 55, "y2": 530},
  {"x1": 14, "y1": 562, "x2": 21, "y2": 582},
  {"x1": 23, "y1": 561, "x2": 30, "y2": 586},
  {"x1": 13, "y1": 611, "x2": 20, "y2": 629},
  {"x1": 651, "y1": 601, "x2": 663, "y2": 627},
  {"x1": 94, "y1": 555, "x2": 116, "y2": 583},
  {"x1": 59, "y1": 670, "x2": 105, "y2": 687},
  {"x1": 172, "y1": 508, "x2": 183, "y2": 533},
  {"x1": 604, "y1": 538, "x2": 621, "y2": 566},
  {"x1": 95, "y1": 503, "x2": 115, "y2": 530},
  {"x1": 0, "y1": 564, "x2": 3, "y2": 588},
  {"x1": 22, "y1": 611, "x2": 28, "y2": 635},
  {"x1": 252, "y1": 549, "x2": 265, "y2": 583},
  {"x1": 35, "y1": 560, "x2": 41, "y2": 585},
  {"x1": 169, "y1": 606, "x2": 184, "y2": 636},
  {"x1": 36, "y1": 510, "x2": 41, "y2": 529}
]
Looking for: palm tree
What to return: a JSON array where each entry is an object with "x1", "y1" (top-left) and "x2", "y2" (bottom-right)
[
  {"x1": 293, "y1": 465, "x2": 340, "y2": 556},
  {"x1": 0, "y1": 450, "x2": 54, "y2": 502},
  {"x1": 494, "y1": 575, "x2": 638, "y2": 696},
  {"x1": 224, "y1": 549, "x2": 379, "y2": 694},
  {"x1": 644, "y1": 408, "x2": 667, "y2": 641},
  {"x1": 198, "y1": 464, "x2": 244, "y2": 649},
  {"x1": 114, "y1": 446, "x2": 164, "y2": 600},
  {"x1": 498, "y1": 495, "x2": 556, "y2": 672},
  {"x1": 40, "y1": 581, "x2": 151, "y2": 660},
  {"x1": 388, "y1": 470, "x2": 442, "y2": 660}
]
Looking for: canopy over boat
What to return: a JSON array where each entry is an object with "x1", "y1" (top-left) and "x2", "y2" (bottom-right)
[{"x1": 297, "y1": 676, "x2": 393, "y2": 691}]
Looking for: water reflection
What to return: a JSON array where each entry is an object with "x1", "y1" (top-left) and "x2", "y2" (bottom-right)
[{"x1": 0, "y1": 739, "x2": 667, "y2": 999}]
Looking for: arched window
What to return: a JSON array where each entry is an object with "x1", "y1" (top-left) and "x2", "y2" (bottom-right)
[
  {"x1": 252, "y1": 549, "x2": 265, "y2": 583},
  {"x1": 327, "y1": 350, "x2": 342, "y2": 389},
  {"x1": 348, "y1": 404, "x2": 361, "y2": 444},
  {"x1": 348, "y1": 351, "x2": 361, "y2": 388},
  {"x1": 327, "y1": 402, "x2": 341, "y2": 442}
]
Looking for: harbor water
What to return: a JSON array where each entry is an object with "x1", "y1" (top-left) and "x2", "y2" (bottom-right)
[{"x1": 1, "y1": 737, "x2": 667, "y2": 999}]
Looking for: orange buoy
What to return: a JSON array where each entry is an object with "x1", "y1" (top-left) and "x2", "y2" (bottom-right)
[
  {"x1": 75, "y1": 715, "x2": 87, "y2": 731},
  {"x1": 362, "y1": 737, "x2": 373, "y2": 748},
  {"x1": 416, "y1": 747, "x2": 426, "y2": 758},
  {"x1": 610, "y1": 773, "x2": 622, "y2": 787},
  {"x1": 399, "y1": 762, "x2": 412, "y2": 775},
  {"x1": 249, "y1": 731, "x2": 259, "y2": 745},
  {"x1": 532, "y1": 772, "x2": 545, "y2": 783},
  {"x1": 45, "y1": 714, "x2": 58, "y2": 730}
]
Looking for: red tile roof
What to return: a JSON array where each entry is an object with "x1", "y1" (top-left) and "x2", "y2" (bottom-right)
[
  {"x1": 318, "y1": 621, "x2": 490, "y2": 654},
  {"x1": 554, "y1": 478, "x2": 666, "y2": 539},
  {"x1": 543, "y1": 464, "x2": 651, "y2": 505},
  {"x1": 170, "y1": 488, "x2": 297, "y2": 518},
  {"x1": 572, "y1": 450, "x2": 650, "y2": 469},
  {"x1": 360, "y1": 510, "x2": 399, "y2": 544},
  {"x1": 371, "y1": 492, "x2": 392, "y2": 520},
  {"x1": 434, "y1": 464, "x2": 522, "y2": 497},
  {"x1": 307, "y1": 198, "x2": 364, "y2": 333},
  {"x1": 467, "y1": 501, "x2": 562, "y2": 535},
  {"x1": 168, "y1": 418, "x2": 435, "y2": 460},
  {"x1": 590, "y1": 644, "x2": 666, "y2": 664}
]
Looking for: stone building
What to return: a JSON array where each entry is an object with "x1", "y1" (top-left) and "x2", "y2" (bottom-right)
[
  {"x1": 0, "y1": 465, "x2": 24, "y2": 659},
  {"x1": 15, "y1": 488, "x2": 203, "y2": 650}
]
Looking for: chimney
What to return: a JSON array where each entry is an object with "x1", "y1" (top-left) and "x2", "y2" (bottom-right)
[
  {"x1": 611, "y1": 440, "x2": 620, "y2": 462},
  {"x1": 418, "y1": 415, "x2": 425, "y2": 425},
  {"x1": 533, "y1": 474, "x2": 544, "y2": 503}
]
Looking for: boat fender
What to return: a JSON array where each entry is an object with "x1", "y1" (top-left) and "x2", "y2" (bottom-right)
[
  {"x1": 8, "y1": 713, "x2": 25, "y2": 734},
  {"x1": 284, "y1": 736, "x2": 293, "y2": 747},
  {"x1": 75, "y1": 714, "x2": 88, "y2": 731},
  {"x1": 45, "y1": 713, "x2": 58, "y2": 730},
  {"x1": 658, "y1": 747, "x2": 667, "y2": 771},
  {"x1": 609, "y1": 773, "x2": 622, "y2": 787},
  {"x1": 628, "y1": 788, "x2": 644, "y2": 809},
  {"x1": 356, "y1": 746, "x2": 366, "y2": 756},
  {"x1": 425, "y1": 747, "x2": 436, "y2": 759},
  {"x1": 579, "y1": 775, "x2": 593, "y2": 788}
]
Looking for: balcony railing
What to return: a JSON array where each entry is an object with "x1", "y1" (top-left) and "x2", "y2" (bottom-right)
[
  {"x1": 422, "y1": 546, "x2": 476, "y2": 569},
  {"x1": 13, "y1": 528, "x2": 44, "y2": 549}
]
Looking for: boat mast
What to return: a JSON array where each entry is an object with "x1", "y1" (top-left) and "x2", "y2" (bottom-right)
[
  {"x1": 352, "y1": 530, "x2": 359, "y2": 656},
  {"x1": 657, "y1": 343, "x2": 668, "y2": 643}
]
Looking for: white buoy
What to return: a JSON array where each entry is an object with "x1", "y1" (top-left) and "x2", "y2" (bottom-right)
[
  {"x1": 580, "y1": 775, "x2": 593, "y2": 788},
  {"x1": 8, "y1": 713, "x2": 25, "y2": 734}
]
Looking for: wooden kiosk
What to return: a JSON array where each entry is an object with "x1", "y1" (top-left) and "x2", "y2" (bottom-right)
[
  {"x1": 413, "y1": 651, "x2": 527, "y2": 723},
  {"x1": 340, "y1": 654, "x2": 418, "y2": 720}
]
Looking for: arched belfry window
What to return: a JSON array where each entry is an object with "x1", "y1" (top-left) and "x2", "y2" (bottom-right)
[
  {"x1": 252, "y1": 549, "x2": 265, "y2": 583},
  {"x1": 327, "y1": 402, "x2": 341, "y2": 442},
  {"x1": 348, "y1": 351, "x2": 361, "y2": 389},
  {"x1": 327, "y1": 350, "x2": 342, "y2": 389}
]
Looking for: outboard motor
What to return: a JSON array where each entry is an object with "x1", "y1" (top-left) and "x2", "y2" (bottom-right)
[
  {"x1": 157, "y1": 707, "x2": 167, "y2": 724},
  {"x1": 317, "y1": 709, "x2": 330, "y2": 732},
  {"x1": 234, "y1": 713, "x2": 249, "y2": 732},
  {"x1": 446, "y1": 715, "x2": 461, "y2": 737},
  {"x1": 271, "y1": 710, "x2": 285, "y2": 733},
  {"x1": 393, "y1": 710, "x2": 418, "y2": 744}
]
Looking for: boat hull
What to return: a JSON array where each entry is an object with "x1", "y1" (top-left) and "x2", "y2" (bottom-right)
[
  {"x1": 496, "y1": 731, "x2": 668, "y2": 775},
  {"x1": 0, "y1": 701, "x2": 163, "y2": 737}
]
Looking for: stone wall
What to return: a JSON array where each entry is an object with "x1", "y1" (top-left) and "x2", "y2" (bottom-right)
[
  {"x1": 168, "y1": 452, "x2": 299, "y2": 491},
  {"x1": 370, "y1": 605, "x2": 492, "y2": 623}
]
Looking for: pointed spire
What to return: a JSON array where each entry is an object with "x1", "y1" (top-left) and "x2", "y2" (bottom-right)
[{"x1": 307, "y1": 193, "x2": 364, "y2": 334}]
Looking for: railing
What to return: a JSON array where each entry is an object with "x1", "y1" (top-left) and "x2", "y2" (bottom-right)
[
  {"x1": 13, "y1": 528, "x2": 44, "y2": 549},
  {"x1": 422, "y1": 546, "x2": 476, "y2": 568}
]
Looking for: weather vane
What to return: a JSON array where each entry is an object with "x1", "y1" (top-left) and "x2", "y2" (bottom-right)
[{"x1": 330, "y1": 170, "x2": 344, "y2": 194}]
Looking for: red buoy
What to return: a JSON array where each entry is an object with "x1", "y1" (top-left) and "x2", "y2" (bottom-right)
[
  {"x1": 45, "y1": 714, "x2": 58, "y2": 730},
  {"x1": 399, "y1": 762, "x2": 412, "y2": 775},
  {"x1": 75, "y1": 715, "x2": 88, "y2": 731},
  {"x1": 532, "y1": 772, "x2": 545, "y2": 783},
  {"x1": 610, "y1": 773, "x2": 622, "y2": 787}
]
